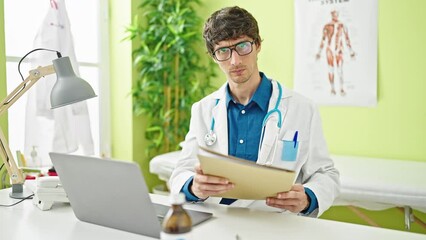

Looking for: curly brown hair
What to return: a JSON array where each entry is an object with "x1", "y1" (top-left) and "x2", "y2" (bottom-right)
[{"x1": 203, "y1": 6, "x2": 261, "y2": 56}]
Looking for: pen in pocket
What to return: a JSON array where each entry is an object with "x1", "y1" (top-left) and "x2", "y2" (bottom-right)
[{"x1": 293, "y1": 131, "x2": 298, "y2": 148}]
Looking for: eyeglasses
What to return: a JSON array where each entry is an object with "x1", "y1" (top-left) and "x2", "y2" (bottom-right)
[{"x1": 213, "y1": 41, "x2": 255, "y2": 62}]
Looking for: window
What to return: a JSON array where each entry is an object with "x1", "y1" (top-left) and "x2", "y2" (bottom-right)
[{"x1": 4, "y1": 0, "x2": 110, "y2": 166}]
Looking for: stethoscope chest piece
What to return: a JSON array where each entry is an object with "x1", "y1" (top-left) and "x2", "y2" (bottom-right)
[{"x1": 204, "y1": 130, "x2": 217, "y2": 146}]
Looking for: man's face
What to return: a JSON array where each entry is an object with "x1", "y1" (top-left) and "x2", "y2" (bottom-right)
[{"x1": 212, "y1": 36, "x2": 261, "y2": 85}]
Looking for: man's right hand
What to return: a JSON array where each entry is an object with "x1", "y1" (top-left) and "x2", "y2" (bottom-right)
[{"x1": 190, "y1": 164, "x2": 234, "y2": 199}]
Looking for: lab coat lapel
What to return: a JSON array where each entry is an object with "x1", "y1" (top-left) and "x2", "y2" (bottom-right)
[
  {"x1": 257, "y1": 116, "x2": 279, "y2": 164},
  {"x1": 210, "y1": 88, "x2": 228, "y2": 155},
  {"x1": 257, "y1": 81, "x2": 288, "y2": 165}
]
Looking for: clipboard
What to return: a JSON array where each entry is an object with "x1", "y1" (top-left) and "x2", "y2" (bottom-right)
[{"x1": 197, "y1": 146, "x2": 296, "y2": 200}]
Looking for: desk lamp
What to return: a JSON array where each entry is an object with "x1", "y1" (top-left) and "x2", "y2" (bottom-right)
[{"x1": 0, "y1": 48, "x2": 97, "y2": 199}]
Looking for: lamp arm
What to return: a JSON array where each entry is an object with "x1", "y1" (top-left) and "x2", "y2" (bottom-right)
[
  {"x1": 0, "y1": 128, "x2": 24, "y2": 184},
  {"x1": 0, "y1": 65, "x2": 55, "y2": 116},
  {"x1": 0, "y1": 64, "x2": 55, "y2": 185}
]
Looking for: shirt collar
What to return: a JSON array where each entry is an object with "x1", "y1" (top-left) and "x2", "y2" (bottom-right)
[{"x1": 225, "y1": 72, "x2": 271, "y2": 111}]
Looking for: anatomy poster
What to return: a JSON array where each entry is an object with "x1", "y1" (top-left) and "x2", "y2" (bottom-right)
[{"x1": 294, "y1": 0, "x2": 378, "y2": 106}]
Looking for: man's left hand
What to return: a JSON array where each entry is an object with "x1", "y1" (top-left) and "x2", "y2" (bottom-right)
[{"x1": 266, "y1": 184, "x2": 309, "y2": 213}]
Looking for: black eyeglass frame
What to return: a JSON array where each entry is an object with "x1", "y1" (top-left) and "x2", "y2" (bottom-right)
[{"x1": 212, "y1": 41, "x2": 255, "y2": 62}]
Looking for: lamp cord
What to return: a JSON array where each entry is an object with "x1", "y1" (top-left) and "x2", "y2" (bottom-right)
[
  {"x1": 17, "y1": 48, "x2": 62, "y2": 82},
  {"x1": 0, "y1": 194, "x2": 34, "y2": 207},
  {"x1": 2, "y1": 48, "x2": 62, "y2": 106},
  {"x1": 0, "y1": 141, "x2": 10, "y2": 167},
  {"x1": 0, "y1": 163, "x2": 4, "y2": 189}
]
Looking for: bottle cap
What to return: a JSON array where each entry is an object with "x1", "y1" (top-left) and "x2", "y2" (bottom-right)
[{"x1": 169, "y1": 192, "x2": 186, "y2": 205}]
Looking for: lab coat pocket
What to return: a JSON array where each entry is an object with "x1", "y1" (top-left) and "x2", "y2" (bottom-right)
[
  {"x1": 281, "y1": 140, "x2": 299, "y2": 162},
  {"x1": 270, "y1": 130, "x2": 301, "y2": 171}
]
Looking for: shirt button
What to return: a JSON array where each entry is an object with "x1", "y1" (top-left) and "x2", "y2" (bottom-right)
[
  {"x1": 239, "y1": 139, "x2": 244, "y2": 144},
  {"x1": 241, "y1": 110, "x2": 246, "y2": 114}
]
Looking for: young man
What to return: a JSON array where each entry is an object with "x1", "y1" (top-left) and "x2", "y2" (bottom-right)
[{"x1": 169, "y1": 6, "x2": 340, "y2": 217}]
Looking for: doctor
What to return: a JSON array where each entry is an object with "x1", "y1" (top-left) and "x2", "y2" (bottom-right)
[{"x1": 169, "y1": 6, "x2": 340, "y2": 217}]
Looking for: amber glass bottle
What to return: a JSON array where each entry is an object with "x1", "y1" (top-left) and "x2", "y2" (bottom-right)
[{"x1": 160, "y1": 193, "x2": 192, "y2": 240}]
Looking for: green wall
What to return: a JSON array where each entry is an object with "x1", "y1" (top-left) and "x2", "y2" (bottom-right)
[
  {"x1": 200, "y1": 0, "x2": 426, "y2": 162},
  {"x1": 109, "y1": 0, "x2": 133, "y2": 162},
  {"x1": 0, "y1": 0, "x2": 6, "y2": 135},
  {"x1": 0, "y1": 0, "x2": 8, "y2": 188},
  {"x1": 109, "y1": 0, "x2": 161, "y2": 190}
]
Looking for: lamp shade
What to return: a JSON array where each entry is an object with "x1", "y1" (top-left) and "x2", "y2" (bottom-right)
[{"x1": 50, "y1": 56, "x2": 97, "y2": 109}]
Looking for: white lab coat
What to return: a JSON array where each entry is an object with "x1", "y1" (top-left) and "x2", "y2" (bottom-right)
[
  {"x1": 24, "y1": 0, "x2": 94, "y2": 166},
  {"x1": 169, "y1": 79, "x2": 340, "y2": 217}
]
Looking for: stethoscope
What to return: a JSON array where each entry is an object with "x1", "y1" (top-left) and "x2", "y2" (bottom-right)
[{"x1": 204, "y1": 82, "x2": 283, "y2": 146}]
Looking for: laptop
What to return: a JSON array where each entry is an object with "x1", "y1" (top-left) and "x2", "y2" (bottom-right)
[{"x1": 49, "y1": 152, "x2": 213, "y2": 238}]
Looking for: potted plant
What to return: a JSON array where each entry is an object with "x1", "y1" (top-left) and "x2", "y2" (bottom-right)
[{"x1": 126, "y1": 0, "x2": 215, "y2": 158}]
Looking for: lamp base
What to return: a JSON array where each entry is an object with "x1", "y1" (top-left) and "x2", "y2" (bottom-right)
[{"x1": 9, "y1": 183, "x2": 33, "y2": 199}]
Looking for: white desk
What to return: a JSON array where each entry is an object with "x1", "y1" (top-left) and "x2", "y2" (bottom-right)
[{"x1": 1, "y1": 189, "x2": 425, "y2": 240}]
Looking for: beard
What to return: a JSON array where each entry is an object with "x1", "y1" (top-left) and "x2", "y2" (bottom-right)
[{"x1": 228, "y1": 66, "x2": 251, "y2": 84}]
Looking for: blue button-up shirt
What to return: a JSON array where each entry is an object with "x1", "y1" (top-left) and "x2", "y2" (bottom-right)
[{"x1": 226, "y1": 73, "x2": 271, "y2": 161}]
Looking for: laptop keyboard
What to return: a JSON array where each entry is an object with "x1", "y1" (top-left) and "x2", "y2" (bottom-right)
[
  {"x1": 154, "y1": 203, "x2": 169, "y2": 223},
  {"x1": 153, "y1": 203, "x2": 213, "y2": 226}
]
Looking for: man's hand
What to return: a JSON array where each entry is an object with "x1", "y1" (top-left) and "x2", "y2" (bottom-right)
[
  {"x1": 266, "y1": 184, "x2": 310, "y2": 213},
  {"x1": 190, "y1": 164, "x2": 234, "y2": 199}
]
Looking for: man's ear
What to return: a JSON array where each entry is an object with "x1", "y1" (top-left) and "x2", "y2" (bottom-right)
[{"x1": 256, "y1": 42, "x2": 262, "y2": 53}]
